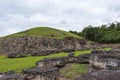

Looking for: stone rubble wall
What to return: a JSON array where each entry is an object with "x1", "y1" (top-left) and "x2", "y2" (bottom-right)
[
  {"x1": 90, "y1": 49, "x2": 120, "y2": 70},
  {"x1": 2, "y1": 49, "x2": 120, "y2": 80},
  {"x1": 0, "y1": 71, "x2": 23, "y2": 80},
  {"x1": 76, "y1": 49, "x2": 120, "y2": 80},
  {"x1": 22, "y1": 67, "x2": 59, "y2": 80},
  {"x1": 75, "y1": 70, "x2": 120, "y2": 80},
  {"x1": 0, "y1": 52, "x2": 91, "y2": 80},
  {"x1": 36, "y1": 52, "x2": 90, "y2": 68},
  {"x1": 0, "y1": 36, "x2": 98, "y2": 57}
]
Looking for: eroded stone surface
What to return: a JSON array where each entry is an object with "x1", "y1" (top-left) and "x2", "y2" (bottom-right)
[
  {"x1": 75, "y1": 70, "x2": 120, "y2": 80},
  {"x1": 0, "y1": 36, "x2": 98, "y2": 58},
  {"x1": 90, "y1": 49, "x2": 120, "y2": 70},
  {"x1": 0, "y1": 71, "x2": 23, "y2": 80},
  {"x1": 22, "y1": 67, "x2": 59, "y2": 80},
  {"x1": 76, "y1": 49, "x2": 120, "y2": 80}
]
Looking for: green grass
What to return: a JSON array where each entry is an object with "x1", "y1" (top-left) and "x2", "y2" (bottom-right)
[
  {"x1": 5, "y1": 27, "x2": 82, "y2": 39},
  {"x1": 0, "y1": 48, "x2": 110, "y2": 73},
  {"x1": 0, "y1": 50, "x2": 90, "y2": 73},
  {"x1": 60, "y1": 63, "x2": 88, "y2": 79},
  {"x1": 102, "y1": 47, "x2": 111, "y2": 51}
]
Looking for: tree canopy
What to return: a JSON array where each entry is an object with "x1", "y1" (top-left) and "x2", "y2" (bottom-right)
[{"x1": 69, "y1": 22, "x2": 120, "y2": 43}]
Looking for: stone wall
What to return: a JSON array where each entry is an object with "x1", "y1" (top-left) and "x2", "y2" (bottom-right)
[
  {"x1": 22, "y1": 67, "x2": 59, "y2": 80},
  {"x1": 0, "y1": 71, "x2": 23, "y2": 80},
  {"x1": 0, "y1": 52, "x2": 91, "y2": 80},
  {"x1": 36, "y1": 57, "x2": 67, "y2": 68},
  {"x1": 36, "y1": 52, "x2": 90, "y2": 68},
  {"x1": 90, "y1": 49, "x2": 120, "y2": 70},
  {"x1": 76, "y1": 49, "x2": 120, "y2": 80},
  {"x1": 0, "y1": 36, "x2": 98, "y2": 57},
  {"x1": 0, "y1": 67, "x2": 60, "y2": 80},
  {"x1": 75, "y1": 70, "x2": 120, "y2": 80}
]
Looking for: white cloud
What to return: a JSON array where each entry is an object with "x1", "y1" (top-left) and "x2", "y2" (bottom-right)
[{"x1": 0, "y1": 0, "x2": 120, "y2": 36}]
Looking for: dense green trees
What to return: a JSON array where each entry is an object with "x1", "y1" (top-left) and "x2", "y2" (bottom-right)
[{"x1": 69, "y1": 22, "x2": 120, "y2": 43}]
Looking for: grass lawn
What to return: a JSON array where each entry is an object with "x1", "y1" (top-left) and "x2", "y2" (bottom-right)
[{"x1": 0, "y1": 48, "x2": 111, "y2": 73}]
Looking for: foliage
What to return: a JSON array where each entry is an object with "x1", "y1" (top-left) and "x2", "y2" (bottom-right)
[
  {"x1": 70, "y1": 22, "x2": 120, "y2": 43},
  {"x1": 69, "y1": 30, "x2": 82, "y2": 36}
]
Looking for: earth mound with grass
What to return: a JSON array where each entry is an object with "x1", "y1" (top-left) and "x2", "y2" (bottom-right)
[
  {"x1": 5, "y1": 27, "x2": 81, "y2": 39},
  {"x1": 0, "y1": 27, "x2": 99, "y2": 57}
]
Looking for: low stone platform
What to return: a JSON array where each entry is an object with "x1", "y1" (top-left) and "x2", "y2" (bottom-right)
[
  {"x1": 75, "y1": 70, "x2": 120, "y2": 80},
  {"x1": 0, "y1": 71, "x2": 22, "y2": 80},
  {"x1": 22, "y1": 67, "x2": 59, "y2": 80}
]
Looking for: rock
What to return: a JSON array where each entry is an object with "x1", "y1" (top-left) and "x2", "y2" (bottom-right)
[
  {"x1": 7, "y1": 53, "x2": 27, "y2": 58},
  {"x1": 68, "y1": 52, "x2": 74, "y2": 58},
  {"x1": 91, "y1": 49, "x2": 106, "y2": 54},
  {"x1": 0, "y1": 71, "x2": 23, "y2": 80},
  {"x1": 4, "y1": 71, "x2": 15, "y2": 75},
  {"x1": 90, "y1": 49, "x2": 120, "y2": 70},
  {"x1": 75, "y1": 70, "x2": 120, "y2": 80},
  {"x1": 22, "y1": 67, "x2": 59, "y2": 80},
  {"x1": 76, "y1": 54, "x2": 90, "y2": 64},
  {"x1": 36, "y1": 57, "x2": 67, "y2": 68}
]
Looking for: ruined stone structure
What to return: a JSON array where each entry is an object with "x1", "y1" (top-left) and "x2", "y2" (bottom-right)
[
  {"x1": 0, "y1": 52, "x2": 92, "y2": 80},
  {"x1": 0, "y1": 67, "x2": 59, "y2": 80},
  {"x1": 36, "y1": 57, "x2": 67, "y2": 68},
  {"x1": 75, "y1": 70, "x2": 120, "y2": 80},
  {"x1": 0, "y1": 36, "x2": 98, "y2": 57},
  {"x1": 0, "y1": 71, "x2": 23, "y2": 80},
  {"x1": 90, "y1": 49, "x2": 120, "y2": 70},
  {"x1": 22, "y1": 67, "x2": 59, "y2": 80},
  {"x1": 3, "y1": 48, "x2": 120, "y2": 80},
  {"x1": 76, "y1": 54, "x2": 90, "y2": 64},
  {"x1": 76, "y1": 49, "x2": 120, "y2": 80},
  {"x1": 36, "y1": 52, "x2": 90, "y2": 69}
]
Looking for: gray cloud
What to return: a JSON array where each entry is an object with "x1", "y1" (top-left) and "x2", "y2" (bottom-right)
[{"x1": 0, "y1": 0, "x2": 120, "y2": 36}]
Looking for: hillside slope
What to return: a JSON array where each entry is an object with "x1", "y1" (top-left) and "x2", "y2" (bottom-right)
[
  {"x1": 0, "y1": 27, "x2": 99, "y2": 57},
  {"x1": 5, "y1": 27, "x2": 81, "y2": 39}
]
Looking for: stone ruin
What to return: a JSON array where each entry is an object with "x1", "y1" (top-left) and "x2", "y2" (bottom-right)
[
  {"x1": 0, "y1": 67, "x2": 59, "y2": 80},
  {"x1": 36, "y1": 52, "x2": 77, "y2": 68},
  {"x1": 0, "y1": 71, "x2": 23, "y2": 80},
  {"x1": 75, "y1": 70, "x2": 120, "y2": 80},
  {"x1": 36, "y1": 57, "x2": 67, "y2": 68},
  {"x1": 36, "y1": 52, "x2": 90, "y2": 69},
  {"x1": 0, "y1": 36, "x2": 99, "y2": 58},
  {"x1": 4, "y1": 48, "x2": 120, "y2": 80},
  {"x1": 76, "y1": 54, "x2": 90, "y2": 64},
  {"x1": 76, "y1": 49, "x2": 120, "y2": 80},
  {"x1": 0, "y1": 52, "x2": 92, "y2": 80},
  {"x1": 90, "y1": 49, "x2": 120, "y2": 70},
  {"x1": 22, "y1": 67, "x2": 59, "y2": 80},
  {"x1": 2, "y1": 48, "x2": 120, "y2": 80}
]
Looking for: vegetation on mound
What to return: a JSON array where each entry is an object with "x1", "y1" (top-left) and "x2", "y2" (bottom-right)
[{"x1": 5, "y1": 27, "x2": 81, "y2": 39}]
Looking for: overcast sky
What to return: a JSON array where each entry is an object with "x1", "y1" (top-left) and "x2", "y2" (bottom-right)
[{"x1": 0, "y1": 0, "x2": 120, "y2": 36}]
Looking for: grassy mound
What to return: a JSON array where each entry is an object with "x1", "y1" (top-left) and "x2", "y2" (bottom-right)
[{"x1": 5, "y1": 27, "x2": 82, "y2": 39}]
